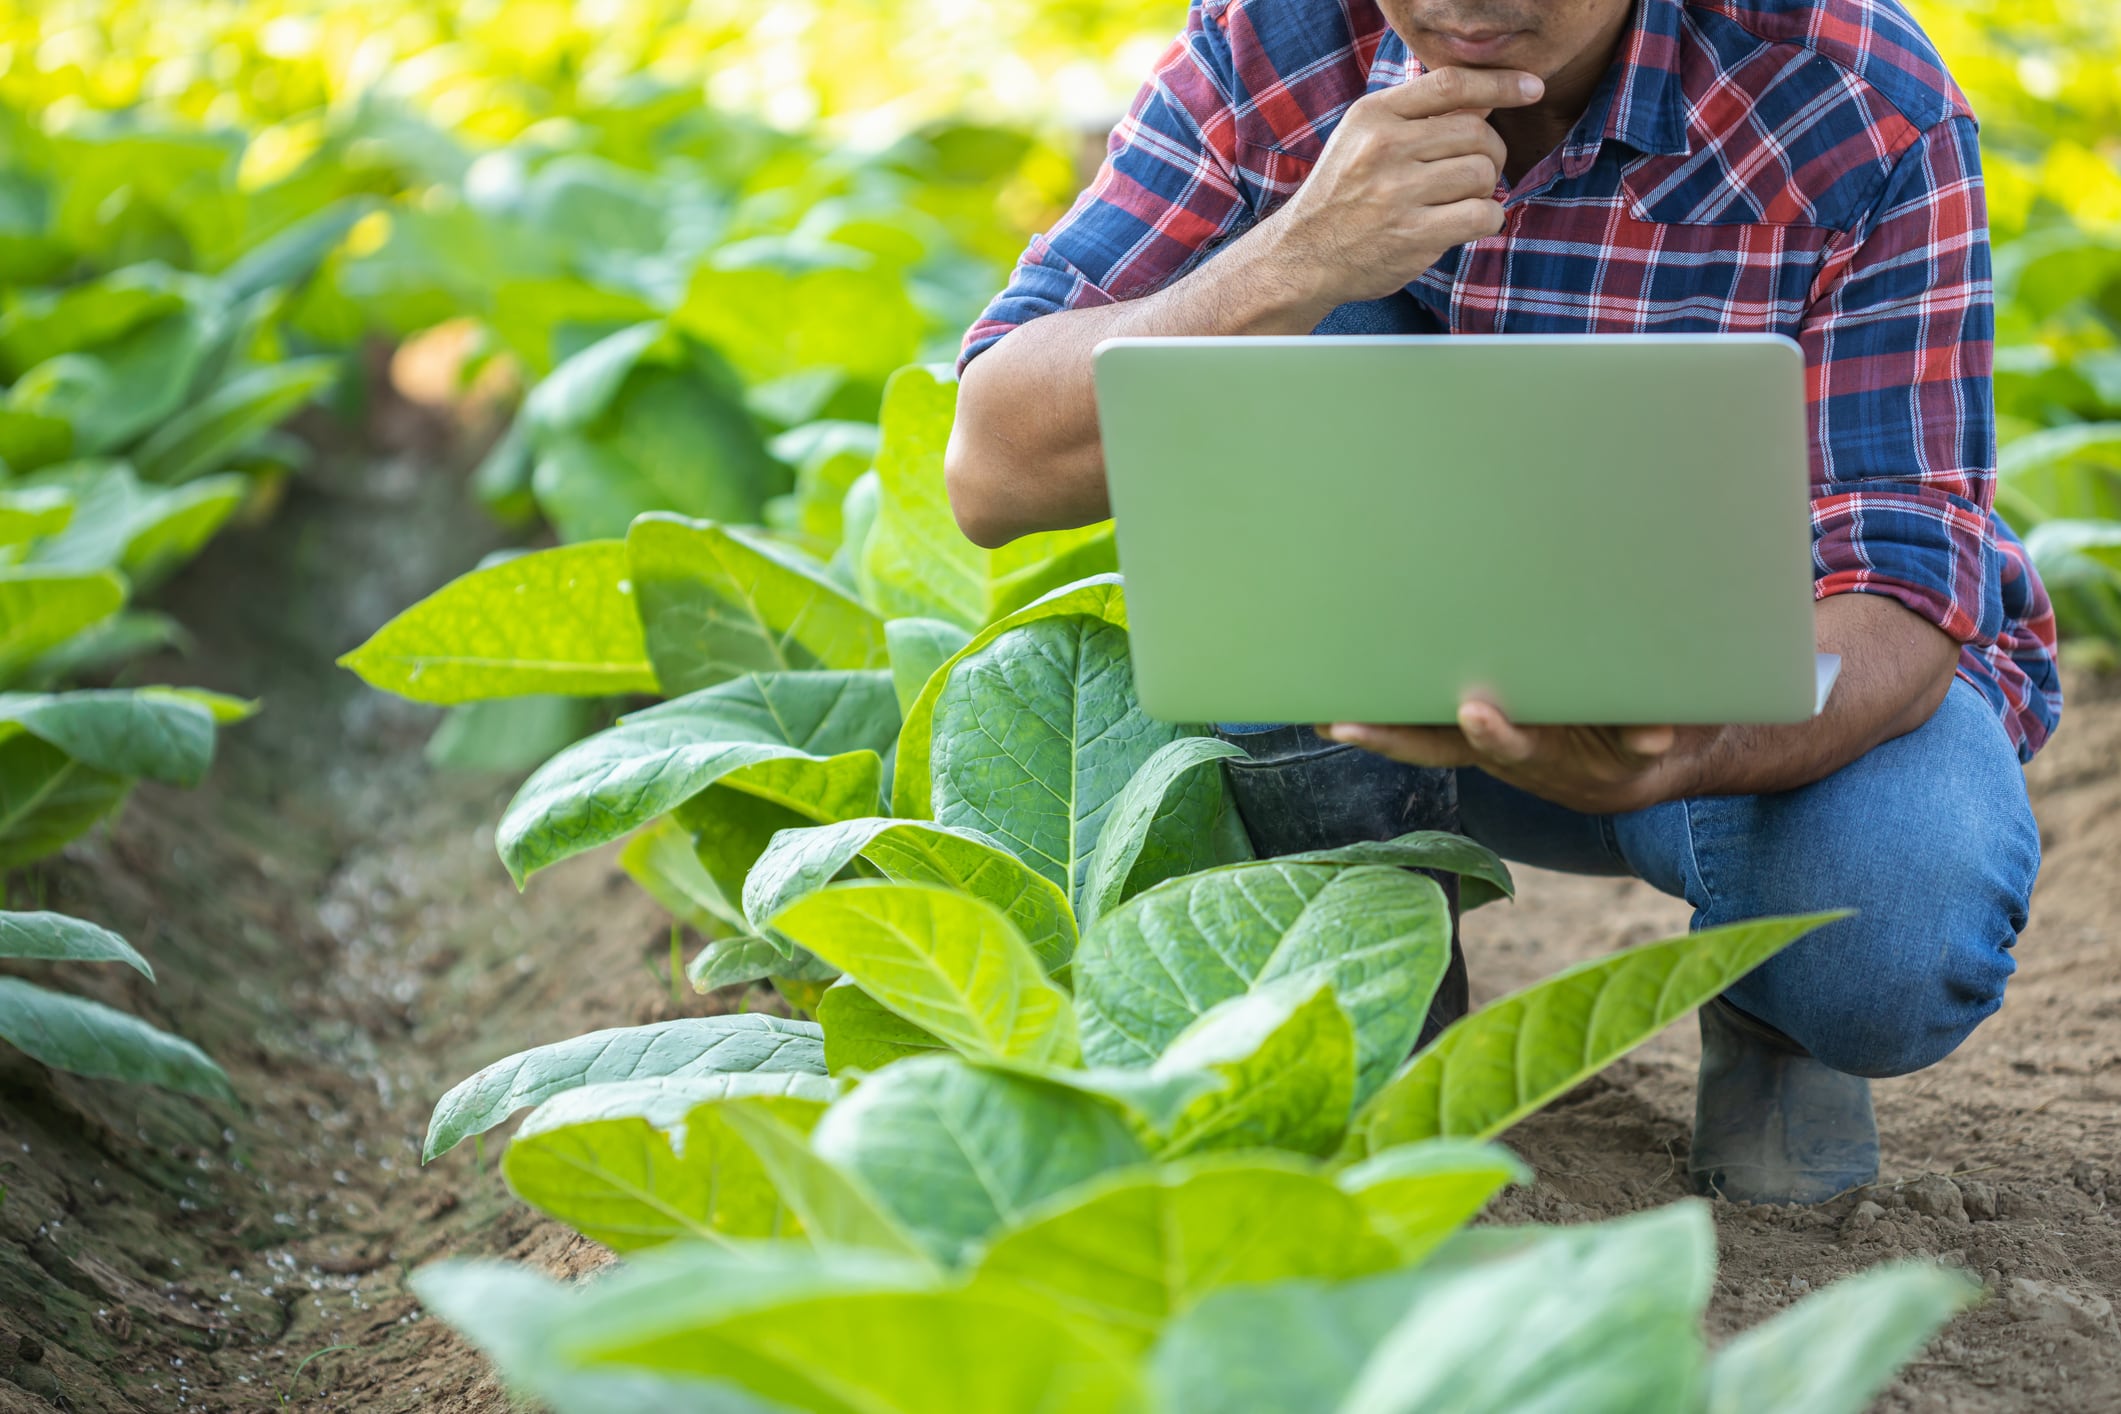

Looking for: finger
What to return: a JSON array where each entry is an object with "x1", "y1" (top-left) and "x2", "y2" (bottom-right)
[
  {"x1": 1322, "y1": 723, "x2": 1480, "y2": 768},
  {"x1": 1412, "y1": 151, "x2": 1503, "y2": 204},
  {"x1": 1620, "y1": 725, "x2": 1677, "y2": 757},
  {"x1": 1419, "y1": 196, "x2": 1508, "y2": 246},
  {"x1": 1456, "y1": 699, "x2": 1538, "y2": 764},
  {"x1": 1399, "y1": 112, "x2": 1511, "y2": 171},
  {"x1": 1372, "y1": 66, "x2": 1543, "y2": 121}
]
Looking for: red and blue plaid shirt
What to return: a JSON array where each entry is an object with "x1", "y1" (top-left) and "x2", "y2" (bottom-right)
[{"x1": 964, "y1": 0, "x2": 2061, "y2": 759}]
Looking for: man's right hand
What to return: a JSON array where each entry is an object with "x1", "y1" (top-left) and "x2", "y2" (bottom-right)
[
  {"x1": 1257, "y1": 66, "x2": 1544, "y2": 310},
  {"x1": 945, "y1": 66, "x2": 1546, "y2": 548}
]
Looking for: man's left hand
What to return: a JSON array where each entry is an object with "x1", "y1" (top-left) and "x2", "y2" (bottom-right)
[{"x1": 1323, "y1": 700, "x2": 1713, "y2": 815}]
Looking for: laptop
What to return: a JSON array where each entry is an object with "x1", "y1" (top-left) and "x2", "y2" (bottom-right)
[{"x1": 1092, "y1": 334, "x2": 1831, "y2": 726}]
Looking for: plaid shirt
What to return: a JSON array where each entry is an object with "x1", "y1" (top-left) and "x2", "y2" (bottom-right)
[{"x1": 964, "y1": 0, "x2": 2061, "y2": 759}]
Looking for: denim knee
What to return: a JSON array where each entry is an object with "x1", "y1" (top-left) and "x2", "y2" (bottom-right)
[
  {"x1": 1660, "y1": 681, "x2": 2041, "y2": 1079},
  {"x1": 1728, "y1": 911, "x2": 2015, "y2": 1080},
  {"x1": 1719, "y1": 792, "x2": 2036, "y2": 1078}
]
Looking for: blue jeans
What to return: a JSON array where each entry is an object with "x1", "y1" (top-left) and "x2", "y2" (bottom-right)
[
  {"x1": 1458, "y1": 679, "x2": 2038, "y2": 1078},
  {"x1": 1224, "y1": 680, "x2": 2039, "y2": 1080}
]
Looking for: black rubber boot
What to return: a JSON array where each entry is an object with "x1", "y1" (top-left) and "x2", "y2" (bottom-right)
[
  {"x1": 1214, "y1": 727, "x2": 1465, "y2": 1049},
  {"x1": 1688, "y1": 996, "x2": 1879, "y2": 1205}
]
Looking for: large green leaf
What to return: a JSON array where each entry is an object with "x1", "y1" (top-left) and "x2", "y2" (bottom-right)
[
  {"x1": 23, "y1": 462, "x2": 246, "y2": 593},
  {"x1": 0, "y1": 977, "x2": 232, "y2": 1100},
  {"x1": 0, "y1": 408, "x2": 72, "y2": 474},
  {"x1": 1279, "y1": 832, "x2": 1516, "y2": 911},
  {"x1": 0, "y1": 733, "x2": 132, "y2": 868},
  {"x1": 1074, "y1": 862, "x2": 1453, "y2": 1106},
  {"x1": 217, "y1": 198, "x2": 372, "y2": 303},
  {"x1": 682, "y1": 787, "x2": 830, "y2": 922},
  {"x1": 891, "y1": 573, "x2": 1129, "y2": 819},
  {"x1": 1997, "y1": 421, "x2": 2121, "y2": 524},
  {"x1": 1338, "y1": 1204, "x2": 1712, "y2": 1414},
  {"x1": 687, "y1": 935, "x2": 837, "y2": 993},
  {"x1": 1146, "y1": 1266, "x2": 1430, "y2": 1414},
  {"x1": 884, "y1": 615, "x2": 969, "y2": 713},
  {"x1": 0, "y1": 910, "x2": 153, "y2": 980},
  {"x1": 1351, "y1": 913, "x2": 1843, "y2": 1154},
  {"x1": 742, "y1": 817, "x2": 1076, "y2": 972},
  {"x1": 713, "y1": 1099, "x2": 930, "y2": 1260},
  {"x1": 627, "y1": 514, "x2": 887, "y2": 696},
  {"x1": 486, "y1": 278, "x2": 663, "y2": 380},
  {"x1": 498, "y1": 708, "x2": 882, "y2": 885},
  {"x1": 1334, "y1": 1141, "x2": 1532, "y2": 1264},
  {"x1": 675, "y1": 246, "x2": 925, "y2": 390},
  {"x1": 626, "y1": 671, "x2": 901, "y2": 755},
  {"x1": 1150, "y1": 981, "x2": 1356, "y2": 1158},
  {"x1": 132, "y1": 357, "x2": 336, "y2": 484},
  {"x1": 0, "y1": 487, "x2": 71, "y2": 547},
  {"x1": 1149, "y1": 1204, "x2": 1712, "y2": 1414},
  {"x1": 423, "y1": 1014, "x2": 826, "y2": 1160},
  {"x1": 527, "y1": 338, "x2": 781, "y2": 542},
  {"x1": 2025, "y1": 518, "x2": 2121, "y2": 644},
  {"x1": 1079, "y1": 736, "x2": 1250, "y2": 932},
  {"x1": 858, "y1": 366, "x2": 1117, "y2": 629},
  {"x1": 0, "y1": 689, "x2": 217, "y2": 786},
  {"x1": 570, "y1": 1253, "x2": 1147, "y2": 1414},
  {"x1": 524, "y1": 322, "x2": 664, "y2": 432},
  {"x1": 930, "y1": 613, "x2": 1184, "y2": 905},
  {"x1": 426, "y1": 695, "x2": 600, "y2": 774},
  {"x1": 110, "y1": 474, "x2": 247, "y2": 591},
  {"x1": 502, "y1": 1079, "x2": 832, "y2": 1250},
  {"x1": 974, "y1": 1157, "x2": 1398, "y2": 1347},
  {"x1": 25, "y1": 461, "x2": 247, "y2": 590},
  {"x1": 814, "y1": 978, "x2": 949, "y2": 1074},
  {"x1": 409, "y1": 1258, "x2": 779, "y2": 1414},
  {"x1": 0, "y1": 569, "x2": 127, "y2": 681},
  {"x1": 770, "y1": 882, "x2": 1078, "y2": 1065},
  {"x1": 0, "y1": 264, "x2": 186, "y2": 376},
  {"x1": 622, "y1": 816, "x2": 742, "y2": 932},
  {"x1": 1704, "y1": 1263, "x2": 1976, "y2": 1414},
  {"x1": 338, "y1": 540, "x2": 659, "y2": 704},
  {"x1": 24, "y1": 610, "x2": 183, "y2": 686},
  {"x1": 137, "y1": 685, "x2": 257, "y2": 725},
  {"x1": 11, "y1": 311, "x2": 209, "y2": 455},
  {"x1": 769, "y1": 419, "x2": 879, "y2": 554},
  {"x1": 810, "y1": 1055, "x2": 1147, "y2": 1265}
]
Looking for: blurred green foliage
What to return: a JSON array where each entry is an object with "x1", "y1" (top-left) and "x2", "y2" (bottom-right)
[{"x1": 0, "y1": 0, "x2": 2117, "y2": 649}]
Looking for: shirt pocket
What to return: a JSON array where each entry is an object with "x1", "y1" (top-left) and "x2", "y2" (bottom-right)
[{"x1": 1586, "y1": 157, "x2": 1841, "y2": 336}]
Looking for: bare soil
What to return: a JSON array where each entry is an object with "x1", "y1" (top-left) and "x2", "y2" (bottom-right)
[{"x1": 1, "y1": 405, "x2": 2116, "y2": 1411}]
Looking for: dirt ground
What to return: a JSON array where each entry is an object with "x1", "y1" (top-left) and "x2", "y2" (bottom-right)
[{"x1": 0, "y1": 401, "x2": 2116, "y2": 1412}]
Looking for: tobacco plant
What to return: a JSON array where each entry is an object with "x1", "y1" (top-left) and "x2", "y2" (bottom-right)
[
  {"x1": 0, "y1": 909, "x2": 232, "y2": 1101},
  {"x1": 0, "y1": 686, "x2": 251, "y2": 1097},
  {"x1": 347, "y1": 365, "x2": 1972, "y2": 1411}
]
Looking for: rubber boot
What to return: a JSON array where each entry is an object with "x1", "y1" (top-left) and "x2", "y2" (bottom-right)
[
  {"x1": 1688, "y1": 996, "x2": 1879, "y2": 1205},
  {"x1": 1214, "y1": 726, "x2": 1465, "y2": 1049}
]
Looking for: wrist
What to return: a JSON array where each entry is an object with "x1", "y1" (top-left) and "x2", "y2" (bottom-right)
[
  {"x1": 1665, "y1": 725, "x2": 1734, "y2": 801},
  {"x1": 1216, "y1": 215, "x2": 1343, "y2": 332}
]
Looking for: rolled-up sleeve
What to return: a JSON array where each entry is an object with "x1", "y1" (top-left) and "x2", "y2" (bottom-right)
[
  {"x1": 1802, "y1": 114, "x2": 2001, "y2": 647},
  {"x1": 959, "y1": 0, "x2": 1251, "y2": 371}
]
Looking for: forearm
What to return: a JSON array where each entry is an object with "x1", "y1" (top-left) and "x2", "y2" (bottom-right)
[
  {"x1": 945, "y1": 216, "x2": 1334, "y2": 548},
  {"x1": 1682, "y1": 593, "x2": 1961, "y2": 798}
]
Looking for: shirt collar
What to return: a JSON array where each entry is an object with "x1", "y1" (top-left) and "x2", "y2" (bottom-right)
[
  {"x1": 1365, "y1": 0, "x2": 1691, "y2": 164},
  {"x1": 1584, "y1": 0, "x2": 1691, "y2": 160}
]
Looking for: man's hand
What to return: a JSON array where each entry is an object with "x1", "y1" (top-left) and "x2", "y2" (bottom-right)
[
  {"x1": 1258, "y1": 66, "x2": 1545, "y2": 310},
  {"x1": 1325, "y1": 597, "x2": 1966, "y2": 814},
  {"x1": 1323, "y1": 702, "x2": 1706, "y2": 815},
  {"x1": 946, "y1": 65, "x2": 1546, "y2": 547}
]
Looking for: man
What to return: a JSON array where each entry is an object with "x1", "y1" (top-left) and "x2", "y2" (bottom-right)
[{"x1": 945, "y1": 0, "x2": 2063, "y2": 1204}]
